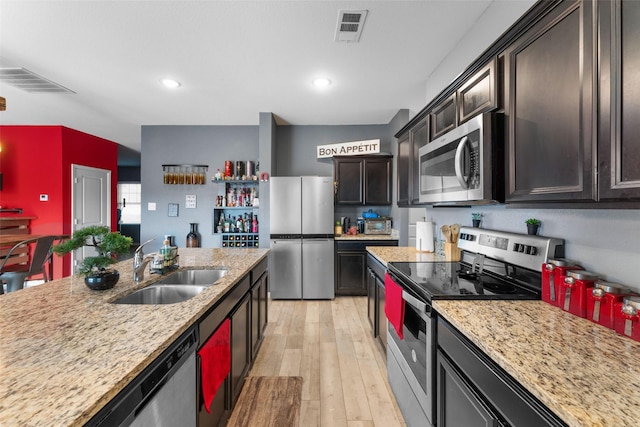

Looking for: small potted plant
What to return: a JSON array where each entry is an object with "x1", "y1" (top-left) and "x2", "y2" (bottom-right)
[
  {"x1": 471, "y1": 212, "x2": 483, "y2": 228},
  {"x1": 52, "y1": 225, "x2": 132, "y2": 290},
  {"x1": 525, "y1": 218, "x2": 541, "y2": 235}
]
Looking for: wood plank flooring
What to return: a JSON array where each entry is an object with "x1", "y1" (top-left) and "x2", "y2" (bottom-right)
[{"x1": 248, "y1": 297, "x2": 406, "y2": 427}]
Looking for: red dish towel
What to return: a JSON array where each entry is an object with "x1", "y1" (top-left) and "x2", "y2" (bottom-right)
[
  {"x1": 384, "y1": 273, "x2": 405, "y2": 340},
  {"x1": 198, "y1": 318, "x2": 231, "y2": 413}
]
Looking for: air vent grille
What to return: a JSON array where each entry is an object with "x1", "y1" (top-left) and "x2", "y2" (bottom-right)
[
  {"x1": 0, "y1": 68, "x2": 75, "y2": 93},
  {"x1": 335, "y1": 10, "x2": 368, "y2": 43}
]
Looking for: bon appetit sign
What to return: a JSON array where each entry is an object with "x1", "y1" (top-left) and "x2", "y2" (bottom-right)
[{"x1": 316, "y1": 139, "x2": 380, "y2": 159}]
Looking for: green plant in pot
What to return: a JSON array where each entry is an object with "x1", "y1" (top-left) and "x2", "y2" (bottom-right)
[
  {"x1": 52, "y1": 225, "x2": 132, "y2": 290},
  {"x1": 525, "y1": 218, "x2": 541, "y2": 235}
]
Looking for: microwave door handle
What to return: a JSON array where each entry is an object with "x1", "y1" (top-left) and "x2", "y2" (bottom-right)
[{"x1": 454, "y1": 136, "x2": 470, "y2": 189}]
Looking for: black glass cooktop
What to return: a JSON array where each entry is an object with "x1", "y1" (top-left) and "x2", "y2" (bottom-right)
[{"x1": 387, "y1": 261, "x2": 540, "y2": 302}]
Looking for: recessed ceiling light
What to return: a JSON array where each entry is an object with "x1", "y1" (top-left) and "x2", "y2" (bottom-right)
[
  {"x1": 161, "y1": 78, "x2": 181, "y2": 88},
  {"x1": 312, "y1": 77, "x2": 332, "y2": 88}
]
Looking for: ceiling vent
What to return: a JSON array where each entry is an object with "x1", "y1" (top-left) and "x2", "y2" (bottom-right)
[
  {"x1": 0, "y1": 68, "x2": 75, "y2": 93},
  {"x1": 334, "y1": 10, "x2": 368, "y2": 43}
]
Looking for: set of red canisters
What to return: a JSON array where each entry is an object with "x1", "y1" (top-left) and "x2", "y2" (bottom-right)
[{"x1": 542, "y1": 259, "x2": 640, "y2": 342}]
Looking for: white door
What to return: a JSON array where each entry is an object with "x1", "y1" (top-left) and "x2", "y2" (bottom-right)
[{"x1": 71, "y1": 164, "x2": 111, "y2": 273}]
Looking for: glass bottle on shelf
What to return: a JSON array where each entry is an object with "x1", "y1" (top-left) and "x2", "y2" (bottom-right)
[{"x1": 186, "y1": 223, "x2": 200, "y2": 247}]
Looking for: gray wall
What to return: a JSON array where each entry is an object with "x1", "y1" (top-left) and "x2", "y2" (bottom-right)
[{"x1": 141, "y1": 125, "x2": 258, "y2": 250}]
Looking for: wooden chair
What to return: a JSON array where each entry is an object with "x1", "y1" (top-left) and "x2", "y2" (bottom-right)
[{"x1": 0, "y1": 236, "x2": 57, "y2": 294}]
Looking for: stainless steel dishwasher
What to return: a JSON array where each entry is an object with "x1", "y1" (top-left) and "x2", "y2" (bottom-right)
[{"x1": 87, "y1": 328, "x2": 197, "y2": 427}]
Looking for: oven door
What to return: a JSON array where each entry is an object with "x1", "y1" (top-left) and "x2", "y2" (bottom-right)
[
  {"x1": 419, "y1": 115, "x2": 483, "y2": 204},
  {"x1": 387, "y1": 285, "x2": 435, "y2": 425}
]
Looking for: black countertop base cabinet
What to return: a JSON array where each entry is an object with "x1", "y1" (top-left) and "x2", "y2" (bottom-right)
[
  {"x1": 366, "y1": 253, "x2": 388, "y2": 352},
  {"x1": 437, "y1": 317, "x2": 567, "y2": 427},
  {"x1": 335, "y1": 240, "x2": 397, "y2": 296}
]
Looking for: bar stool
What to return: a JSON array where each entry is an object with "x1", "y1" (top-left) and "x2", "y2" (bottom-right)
[{"x1": 0, "y1": 236, "x2": 57, "y2": 294}]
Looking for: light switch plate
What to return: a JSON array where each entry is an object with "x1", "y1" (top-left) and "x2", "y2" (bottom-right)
[
  {"x1": 39, "y1": 194, "x2": 48, "y2": 201},
  {"x1": 148, "y1": 202, "x2": 156, "y2": 211}
]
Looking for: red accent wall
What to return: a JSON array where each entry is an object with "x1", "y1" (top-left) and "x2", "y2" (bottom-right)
[{"x1": 0, "y1": 126, "x2": 118, "y2": 278}]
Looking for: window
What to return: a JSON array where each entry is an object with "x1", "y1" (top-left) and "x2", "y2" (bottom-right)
[{"x1": 117, "y1": 183, "x2": 141, "y2": 224}]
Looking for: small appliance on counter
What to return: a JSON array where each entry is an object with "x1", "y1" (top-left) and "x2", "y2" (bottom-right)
[{"x1": 364, "y1": 217, "x2": 391, "y2": 235}]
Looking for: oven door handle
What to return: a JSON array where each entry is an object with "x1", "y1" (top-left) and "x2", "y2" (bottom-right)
[
  {"x1": 454, "y1": 136, "x2": 470, "y2": 189},
  {"x1": 402, "y1": 290, "x2": 428, "y2": 313}
]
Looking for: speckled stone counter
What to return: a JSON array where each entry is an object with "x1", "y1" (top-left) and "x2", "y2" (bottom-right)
[
  {"x1": 366, "y1": 245, "x2": 439, "y2": 266},
  {"x1": 334, "y1": 234, "x2": 398, "y2": 241},
  {"x1": 434, "y1": 300, "x2": 640, "y2": 427},
  {"x1": 0, "y1": 248, "x2": 268, "y2": 427}
]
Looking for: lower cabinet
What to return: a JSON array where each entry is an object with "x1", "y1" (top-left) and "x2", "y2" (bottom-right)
[
  {"x1": 437, "y1": 317, "x2": 565, "y2": 427},
  {"x1": 197, "y1": 258, "x2": 269, "y2": 427},
  {"x1": 366, "y1": 253, "x2": 387, "y2": 351},
  {"x1": 335, "y1": 240, "x2": 397, "y2": 296}
]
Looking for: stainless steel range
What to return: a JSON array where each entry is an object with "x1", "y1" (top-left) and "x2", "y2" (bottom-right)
[{"x1": 385, "y1": 227, "x2": 564, "y2": 427}]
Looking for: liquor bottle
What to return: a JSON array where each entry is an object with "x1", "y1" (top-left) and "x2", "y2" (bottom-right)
[
  {"x1": 186, "y1": 223, "x2": 200, "y2": 248},
  {"x1": 252, "y1": 215, "x2": 258, "y2": 233}
]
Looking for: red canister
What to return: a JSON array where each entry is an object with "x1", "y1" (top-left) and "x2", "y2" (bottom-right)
[
  {"x1": 224, "y1": 160, "x2": 233, "y2": 177},
  {"x1": 542, "y1": 259, "x2": 582, "y2": 307},
  {"x1": 614, "y1": 296, "x2": 640, "y2": 342},
  {"x1": 560, "y1": 270, "x2": 598, "y2": 318},
  {"x1": 586, "y1": 280, "x2": 630, "y2": 329}
]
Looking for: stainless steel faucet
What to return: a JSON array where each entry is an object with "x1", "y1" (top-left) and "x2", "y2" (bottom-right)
[{"x1": 133, "y1": 239, "x2": 156, "y2": 282}]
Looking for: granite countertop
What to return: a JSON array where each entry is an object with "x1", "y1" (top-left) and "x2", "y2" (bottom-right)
[
  {"x1": 0, "y1": 248, "x2": 269, "y2": 427},
  {"x1": 334, "y1": 234, "x2": 398, "y2": 241},
  {"x1": 366, "y1": 245, "x2": 440, "y2": 266},
  {"x1": 435, "y1": 300, "x2": 640, "y2": 427},
  {"x1": 366, "y1": 246, "x2": 640, "y2": 427}
]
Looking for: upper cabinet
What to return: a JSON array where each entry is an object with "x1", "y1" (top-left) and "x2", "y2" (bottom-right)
[
  {"x1": 334, "y1": 155, "x2": 392, "y2": 206},
  {"x1": 504, "y1": 0, "x2": 596, "y2": 203},
  {"x1": 430, "y1": 93, "x2": 457, "y2": 140},
  {"x1": 457, "y1": 58, "x2": 498, "y2": 125},
  {"x1": 397, "y1": 118, "x2": 428, "y2": 206},
  {"x1": 598, "y1": 0, "x2": 640, "y2": 201}
]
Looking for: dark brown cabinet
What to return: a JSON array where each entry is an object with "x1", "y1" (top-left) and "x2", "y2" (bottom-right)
[
  {"x1": 250, "y1": 258, "x2": 268, "y2": 360},
  {"x1": 598, "y1": 0, "x2": 640, "y2": 201},
  {"x1": 334, "y1": 155, "x2": 393, "y2": 206},
  {"x1": 430, "y1": 93, "x2": 457, "y2": 140},
  {"x1": 335, "y1": 240, "x2": 397, "y2": 296},
  {"x1": 230, "y1": 293, "x2": 251, "y2": 405},
  {"x1": 397, "y1": 119, "x2": 428, "y2": 206},
  {"x1": 457, "y1": 58, "x2": 498, "y2": 125},
  {"x1": 366, "y1": 253, "x2": 387, "y2": 351},
  {"x1": 504, "y1": 0, "x2": 596, "y2": 203}
]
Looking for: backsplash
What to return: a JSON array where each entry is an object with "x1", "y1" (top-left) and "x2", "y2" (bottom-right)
[{"x1": 420, "y1": 205, "x2": 640, "y2": 292}]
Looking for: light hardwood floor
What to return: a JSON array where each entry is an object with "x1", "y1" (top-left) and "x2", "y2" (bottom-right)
[{"x1": 248, "y1": 297, "x2": 407, "y2": 427}]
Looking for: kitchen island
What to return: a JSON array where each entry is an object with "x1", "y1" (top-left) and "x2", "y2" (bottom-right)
[
  {"x1": 0, "y1": 247, "x2": 268, "y2": 426},
  {"x1": 367, "y1": 246, "x2": 640, "y2": 427}
]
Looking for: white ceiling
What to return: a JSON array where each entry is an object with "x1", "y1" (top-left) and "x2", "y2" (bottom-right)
[{"x1": 0, "y1": 0, "x2": 499, "y2": 165}]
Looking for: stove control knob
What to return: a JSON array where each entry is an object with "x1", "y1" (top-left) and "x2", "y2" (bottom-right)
[
  {"x1": 513, "y1": 243, "x2": 520, "y2": 252},
  {"x1": 530, "y1": 246, "x2": 538, "y2": 255},
  {"x1": 518, "y1": 244, "x2": 525, "y2": 253}
]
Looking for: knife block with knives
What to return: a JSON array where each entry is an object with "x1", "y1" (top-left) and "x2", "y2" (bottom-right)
[{"x1": 441, "y1": 224, "x2": 461, "y2": 261}]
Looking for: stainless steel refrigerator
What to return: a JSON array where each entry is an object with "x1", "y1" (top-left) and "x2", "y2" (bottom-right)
[{"x1": 269, "y1": 176, "x2": 334, "y2": 299}]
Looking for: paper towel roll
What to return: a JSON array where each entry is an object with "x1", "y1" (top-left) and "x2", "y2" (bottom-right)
[{"x1": 416, "y1": 221, "x2": 434, "y2": 252}]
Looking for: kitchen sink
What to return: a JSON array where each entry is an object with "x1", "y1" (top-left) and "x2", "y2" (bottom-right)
[
  {"x1": 155, "y1": 268, "x2": 228, "y2": 286},
  {"x1": 112, "y1": 268, "x2": 228, "y2": 305},
  {"x1": 112, "y1": 284, "x2": 208, "y2": 305}
]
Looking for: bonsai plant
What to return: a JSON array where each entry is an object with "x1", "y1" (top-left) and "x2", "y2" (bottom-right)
[
  {"x1": 525, "y1": 218, "x2": 541, "y2": 235},
  {"x1": 52, "y1": 225, "x2": 132, "y2": 290}
]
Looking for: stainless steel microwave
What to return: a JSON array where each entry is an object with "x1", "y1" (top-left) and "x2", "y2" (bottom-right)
[
  {"x1": 364, "y1": 218, "x2": 392, "y2": 235},
  {"x1": 418, "y1": 112, "x2": 503, "y2": 205}
]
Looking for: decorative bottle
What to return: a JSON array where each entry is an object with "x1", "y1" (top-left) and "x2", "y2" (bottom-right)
[{"x1": 186, "y1": 223, "x2": 200, "y2": 248}]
